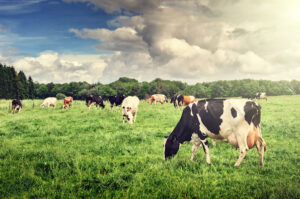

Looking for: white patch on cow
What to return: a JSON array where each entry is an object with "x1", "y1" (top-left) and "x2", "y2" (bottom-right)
[
  {"x1": 204, "y1": 101, "x2": 208, "y2": 112},
  {"x1": 188, "y1": 103, "x2": 195, "y2": 116}
]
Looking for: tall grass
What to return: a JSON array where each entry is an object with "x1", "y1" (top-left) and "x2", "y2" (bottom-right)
[{"x1": 0, "y1": 96, "x2": 299, "y2": 198}]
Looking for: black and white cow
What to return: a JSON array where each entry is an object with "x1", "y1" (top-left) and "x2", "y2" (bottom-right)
[
  {"x1": 86, "y1": 96, "x2": 105, "y2": 109},
  {"x1": 241, "y1": 93, "x2": 254, "y2": 99},
  {"x1": 164, "y1": 99, "x2": 267, "y2": 166},
  {"x1": 255, "y1": 92, "x2": 267, "y2": 101},
  {"x1": 12, "y1": 99, "x2": 22, "y2": 113},
  {"x1": 170, "y1": 95, "x2": 177, "y2": 105},
  {"x1": 108, "y1": 94, "x2": 125, "y2": 110}
]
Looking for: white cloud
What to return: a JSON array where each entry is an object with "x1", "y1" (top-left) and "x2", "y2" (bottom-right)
[
  {"x1": 6, "y1": 0, "x2": 300, "y2": 83},
  {"x1": 12, "y1": 51, "x2": 107, "y2": 83}
]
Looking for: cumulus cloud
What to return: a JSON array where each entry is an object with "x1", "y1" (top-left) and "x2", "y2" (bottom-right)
[
  {"x1": 8, "y1": 0, "x2": 300, "y2": 83},
  {"x1": 12, "y1": 51, "x2": 107, "y2": 83}
]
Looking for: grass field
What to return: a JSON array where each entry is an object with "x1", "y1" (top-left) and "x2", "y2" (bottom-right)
[{"x1": 0, "y1": 96, "x2": 299, "y2": 198}]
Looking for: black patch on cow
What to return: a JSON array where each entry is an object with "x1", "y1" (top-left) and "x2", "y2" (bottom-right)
[
  {"x1": 201, "y1": 140, "x2": 209, "y2": 152},
  {"x1": 244, "y1": 101, "x2": 261, "y2": 127},
  {"x1": 197, "y1": 99, "x2": 224, "y2": 135},
  {"x1": 176, "y1": 95, "x2": 184, "y2": 106},
  {"x1": 231, "y1": 107, "x2": 237, "y2": 118}
]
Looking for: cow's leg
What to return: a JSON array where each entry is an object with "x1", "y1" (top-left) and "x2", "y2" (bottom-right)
[
  {"x1": 133, "y1": 111, "x2": 137, "y2": 122},
  {"x1": 256, "y1": 127, "x2": 267, "y2": 166},
  {"x1": 123, "y1": 114, "x2": 126, "y2": 124},
  {"x1": 234, "y1": 127, "x2": 249, "y2": 166},
  {"x1": 190, "y1": 133, "x2": 201, "y2": 161},
  {"x1": 211, "y1": 139, "x2": 216, "y2": 147},
  {"x1": 190, "y1": 143, "x2": 201, "y2": 161},
  {"x1": 200, "y1": 139, "x2": 211, "y2": 164}
]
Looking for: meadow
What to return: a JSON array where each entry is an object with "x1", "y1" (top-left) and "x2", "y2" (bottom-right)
[{"x1": 0, "y1": 96, "x2": 299, "y2": 198}]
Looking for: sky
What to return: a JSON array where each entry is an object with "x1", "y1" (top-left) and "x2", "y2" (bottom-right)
[{"x1": 0, "y1": 0, "x2": 300, "y2": 84}]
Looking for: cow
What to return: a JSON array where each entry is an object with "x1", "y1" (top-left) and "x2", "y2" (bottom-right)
[
  {"x1": 63, "y1": 97, "x2": 73, "y2": 109},
  {"x1": 122, "y1": 96, "x2": 140, "y2": 124},
  {"x1": 108, "y1": 94, "x2": 125, "y2": 110},
  {"x1": 170, "y1": 94, "x2": 177, "y2": 104},
  {"x1": 164, "y1": 99, "x2": 267, "y2": 166},
  {"x1": 40, "y1": 97, "x2": 57, "y2": 108},
  {"x1": 241, "y1": 93, "x2": 254, "y2": 99},
  {"x1": 255, "y1": 92, "x2": 267, "y2": 101},
  {"x1": 149, "y1": 94, "x2": 168, "y2": 105},
  {"x1": 86, "y1": 96, "x2": 105, "y2": 109},
  {"x1": 173, "y1": 95, "x2": 197, "y2": 109},
  {"x1": 12, "y1": 99, "x2": 22, "y2": 113}
]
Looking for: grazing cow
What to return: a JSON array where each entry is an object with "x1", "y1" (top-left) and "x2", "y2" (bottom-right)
[
  {"x1": 241, "y1": 93, "x2": 254, "y2": 99},
  {"x1": 12, "y1": 99, "x2": 22, "y2": 113},
  {"x1": 108, "y1": 94, "x2": 125, "y2": 110},
  {"x1": 63, "y1": 97, "x2": 73, "y2": 109},
  {"x1": 255, "y1": 92, "x2": 267, "y2": 101},
  {"x1": 164, "y1": 99, "x2": 267, "y2": 166},
  {"x1": 170, "y1": 95, "x2": 177, "y2": 104},
  {"x1": 149, "y1": 94, "x2": 168, "y2": 105},
  {"x1": 86, "y1": 96, "x2": 105, "y2": 109},
  {"x1": 122, "y1": 96, "x2": 140, "y2": 124},
  {"x1": 173, "y1": 95, "x2": 197, "y2": 108},
  {"x1": 40, "y1": 97, "x2": 57, "y2": 108}
]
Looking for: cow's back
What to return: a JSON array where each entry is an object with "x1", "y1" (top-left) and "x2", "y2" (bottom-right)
[{"x1": 44, "y1": 97, "x2": 57, "y2": 104}]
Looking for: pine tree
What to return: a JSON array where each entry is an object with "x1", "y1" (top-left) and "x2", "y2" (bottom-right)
[
  {"x1": 17, "y1": 71, "x2": 29, "y2": 99},
  {"x1": 28, "y1": 76, "x2": 35, "y2": 99}
]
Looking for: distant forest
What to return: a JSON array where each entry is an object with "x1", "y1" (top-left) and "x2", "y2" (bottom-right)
[{"x1": 1, "y1": 63, "x2": 300, "y2": 100}]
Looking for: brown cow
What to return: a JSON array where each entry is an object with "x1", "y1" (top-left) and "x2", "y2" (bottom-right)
[{"x1": 63, "y1": 97, "x2": 73, "y2": 109}]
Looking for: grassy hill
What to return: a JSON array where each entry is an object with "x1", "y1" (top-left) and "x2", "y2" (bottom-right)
[{"x1": 0, "y1": 96, "x2": 299, "y2": 198}]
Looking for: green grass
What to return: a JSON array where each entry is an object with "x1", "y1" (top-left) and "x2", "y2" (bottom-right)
[{"x1": 0, "y1": 96, "x2": 299, "y2": 198}]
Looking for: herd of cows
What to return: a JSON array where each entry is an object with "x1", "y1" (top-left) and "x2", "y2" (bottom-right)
[{"x1": 9, "y1": 92, "x2": 268, "y2": 167}]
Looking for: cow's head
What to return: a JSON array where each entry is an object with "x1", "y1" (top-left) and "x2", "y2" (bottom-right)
[
  {"x1": 164, "y1": 135, "x2": 180, "y2": 160},
  {"x1": 40, "y1": 104, "x2": 45, "y2": 108},
  {"x1": 123, "y1": 106, "x2": 133, "y2": 123},
  {"x1": 14, "y1": 105, "x2": 21, "y2": 113},
  {"x1": 149, "y1": 97, "x2": 154, "y2": 105}
]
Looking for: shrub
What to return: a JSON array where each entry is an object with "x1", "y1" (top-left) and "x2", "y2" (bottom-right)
[{"x1": 56, "y1": 93, "x2": 66, "y2": 99}]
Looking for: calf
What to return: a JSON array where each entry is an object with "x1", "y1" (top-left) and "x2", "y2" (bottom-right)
[
  {"x1": 86, "y1": 96, "x2": 105, "y2": 109},
  {"x1": 108, "y1": 94, "x2": 125, "y2": 110},
  {"x1": 149, "y1": 94, "x2": 168, "y2": 105},
  {"x1": 40, "y1": 97, "x2": 57, "y2": 108},
  {"x1": 122, "y1": 96, "x2": 140, "y2": 124},
  {"x1": 63, "y1": 97, "x2": 73, "y2": 109},
  {"x1": 164, "y1": 99, "x2": 266, "y2": 166},
  {"x1": 12, "y1": 99, "x2": 22, "y2": 113}
]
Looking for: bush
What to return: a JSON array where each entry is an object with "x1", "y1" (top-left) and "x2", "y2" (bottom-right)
[{"x1": 56, "y1": 93, "x2": 66, "y2": 100}]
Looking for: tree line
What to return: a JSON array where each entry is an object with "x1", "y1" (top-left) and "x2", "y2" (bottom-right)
[{"x1": 1, "y1": 64, "x2": 300, "y2": 100}]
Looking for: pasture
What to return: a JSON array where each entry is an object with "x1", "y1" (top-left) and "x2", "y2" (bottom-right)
[{"x1": 0, "y1": 96, "x2": 299, "y2": 198}]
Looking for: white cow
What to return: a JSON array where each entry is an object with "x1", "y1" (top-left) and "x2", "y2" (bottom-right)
[
  {"x1": 122, "y1": 96, "x2": 140, "y2": 124},
  {"x1": 149, "y1": 94, "x2": 168, "y2": 105},
  {"x1": 256, "y1": 92, "x2": 267, "y2": 101},
  {"x1": 40, "y1": 97, "x2": 57, "y2": 108}
]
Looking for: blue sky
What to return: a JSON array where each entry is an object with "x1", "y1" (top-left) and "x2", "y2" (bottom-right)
[
  {"x1": 1, "y1": 0, "x2": 300, "y2": 83},
  {"x1": 0, "y1": 0, "x2": 115, "y2": 56}
]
